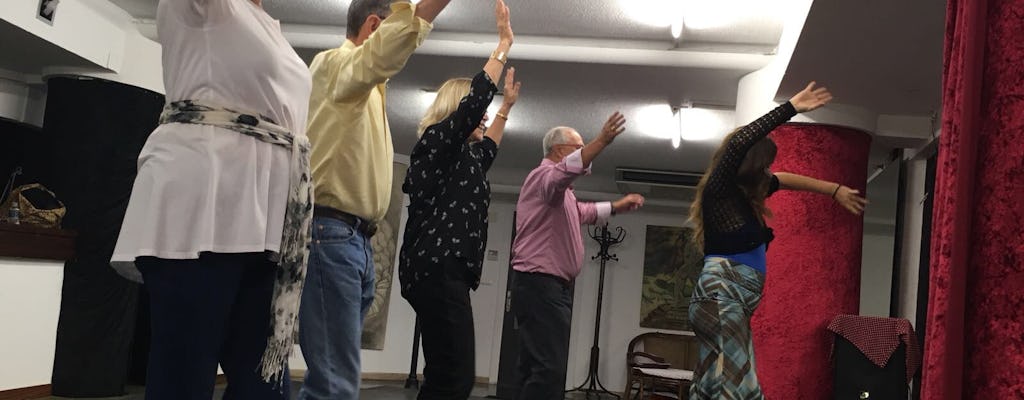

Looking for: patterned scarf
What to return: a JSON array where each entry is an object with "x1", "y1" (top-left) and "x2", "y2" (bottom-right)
[{"x1": 159, "y1": 100, "x2": 312, "y2": 385}]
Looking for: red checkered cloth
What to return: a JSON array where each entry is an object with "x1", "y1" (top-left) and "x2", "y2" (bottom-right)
[{"x1": 827, "y1": 315, "x2": 921, "y2": 382}]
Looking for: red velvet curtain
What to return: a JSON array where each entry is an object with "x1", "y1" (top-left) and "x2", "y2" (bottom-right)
[{"x1": 922, "y1": 0, "x2": 1024, "y2": 398}]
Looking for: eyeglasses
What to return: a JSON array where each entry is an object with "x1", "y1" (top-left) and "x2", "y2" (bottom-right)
[{"x1": 553, "y1": 143, "x2": 585, "y2": 150}]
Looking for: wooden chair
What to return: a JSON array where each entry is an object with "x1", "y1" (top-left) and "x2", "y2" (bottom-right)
[{"x1": 624, "y1": 331, "x2": 699, "y2": 400}]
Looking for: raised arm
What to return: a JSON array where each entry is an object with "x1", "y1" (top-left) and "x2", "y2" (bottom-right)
[
  {"x1": 412, "y1": 71, "x2": 497, "y2": 159},
  {"x1": 580, "y1": 112, "x2": 627, "y2": 167},
  {"x1": 704, "y1": 81, "x2": 832, "y2": 198},
  {"x1": 775, "y1": 172, "x2": 868, "y2": 215},
  {"x1": 412, "y1": 0, "x2": 515, "y2": 159},
  {"x1": 482, "y1": 0, "x2": 513, "y2": 83},
  {"x1": 414, "y1": 0, "x2": 452, "y2": 23},
  {"x1": 330, "y1": 2, "x2": 432, "y2": 102},
  {"x1": 485, "y1": 67, "x2": 522, "y2": 147}
]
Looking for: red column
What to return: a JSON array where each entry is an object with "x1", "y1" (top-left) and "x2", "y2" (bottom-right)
[
  {"x1": 751, "y1": 123, "x2": 871, "y2": 399},
  {"x1": 923, "y1": 0, "x2": 1024, "y2": 398}
]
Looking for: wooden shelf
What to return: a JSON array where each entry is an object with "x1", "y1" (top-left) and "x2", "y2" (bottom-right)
[{"x1": 0, "y1": 222, "x2": 76, "y2": 261}]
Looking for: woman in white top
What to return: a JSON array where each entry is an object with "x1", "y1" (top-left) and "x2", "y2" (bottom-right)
[{"x1": 111, "y1": 0, "x2": 312, "y2": 398}]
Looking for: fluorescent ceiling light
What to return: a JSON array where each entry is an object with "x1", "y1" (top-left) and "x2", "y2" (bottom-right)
[
  {"x1": 678, "y1": 107, "x2": 733, "y2": 141},
  {"x1": 634, "y1": 104, "x2": 734, "y2": 145}
]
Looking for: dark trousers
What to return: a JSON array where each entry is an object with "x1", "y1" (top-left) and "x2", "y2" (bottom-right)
[
  {"x1": 512, "y1": 271, "x2": 573, "y2": 400},
  {"x1": 405, "y1": 261, "x2": 476, "y2": 400},
  {"x1": 137, "y1": 252, "x2": 289, "y2": 400}
]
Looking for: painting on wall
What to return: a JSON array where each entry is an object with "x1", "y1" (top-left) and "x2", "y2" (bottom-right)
[
  {"x1": 360, "y1": 160, "x2": 406, "y2": 350},
  {"x1": 639, "y1": 225, "x2": 704, "y2": 332}
]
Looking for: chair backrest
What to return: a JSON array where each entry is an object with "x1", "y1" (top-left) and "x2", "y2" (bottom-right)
[{"x1": 627, "y1": 331, "x2": 699, "y2": 370}]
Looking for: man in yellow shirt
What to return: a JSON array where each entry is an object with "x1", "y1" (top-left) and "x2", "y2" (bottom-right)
[{"x1": 298, "y1": 1, "x2": 451, "y2": 399}]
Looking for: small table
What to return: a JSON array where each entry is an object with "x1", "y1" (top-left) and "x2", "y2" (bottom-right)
[{"x1": 0, "y1": 222, "x2": 76, "y2": 260}]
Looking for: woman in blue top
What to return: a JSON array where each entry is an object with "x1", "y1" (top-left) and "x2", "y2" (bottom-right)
[{"x1": 687, "y1": 82, "x2": 868, "y2": 399}]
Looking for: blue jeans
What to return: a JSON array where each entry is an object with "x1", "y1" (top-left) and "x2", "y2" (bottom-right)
[
  {"x1": 137, "y1": 253, "x2": 289, "y2": 400},
  {"x1": 298, "y1": 216, "x2": 375, "y2": 400}
]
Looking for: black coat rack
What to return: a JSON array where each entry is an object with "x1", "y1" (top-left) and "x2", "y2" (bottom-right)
[{"x1": 566, "y1": 225, "x2": 626, "y2": 399}]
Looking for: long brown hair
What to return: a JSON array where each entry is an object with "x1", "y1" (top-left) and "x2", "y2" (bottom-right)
[{"x1": 688, "y1": 128, "x2": 778, "y2": 249}]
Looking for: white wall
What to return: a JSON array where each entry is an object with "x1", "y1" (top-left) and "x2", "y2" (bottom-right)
[
  {"x1": 566, "y1": 208, "x2": 689, "y2": 392},
  {"x1": 895, "y1": 156, "x2": 929, "y2": 326},
  {"x1": 860, "y1": 233, "x2": 895, "y2": 316},
  {"x1": 0, "y1": 75, "x2": 30, "y2": 121},
  {"x1": 0, "y1": 258, "x2": 64, "y2": 391}
]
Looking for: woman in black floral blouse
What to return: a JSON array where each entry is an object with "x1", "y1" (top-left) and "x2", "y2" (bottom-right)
[{"x1": 398, "y1": 1, "x2": 521, "y2": 398}]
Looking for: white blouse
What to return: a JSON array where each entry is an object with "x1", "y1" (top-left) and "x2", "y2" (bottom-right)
[{"x1": 111, "y1": 0, "x2": 312, "y2": 281}]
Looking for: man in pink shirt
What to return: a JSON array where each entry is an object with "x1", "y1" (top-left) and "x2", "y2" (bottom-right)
[{"x1": 510, "y1": 112, "x2": 645, "y2": 399}]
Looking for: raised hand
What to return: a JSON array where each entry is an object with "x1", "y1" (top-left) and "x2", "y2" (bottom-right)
[
  {"x1": 789, "y1": 81, "x2": 833, "y2": 113},
  {"x1": 598, "y1": 112, "x2": 627, "y2": 144},
  {"x1": 496, "y1": 0, "x2": 513, "y2": 44},
  {"x1": 502, "y1": 67, "x2": 521, "y2": 108},
  {"x1": 834, "y1": 186, "x2": 868, "y2": 215},
  {"x1": 612, "y1": 193, "x2": 645, "y2": 214}
]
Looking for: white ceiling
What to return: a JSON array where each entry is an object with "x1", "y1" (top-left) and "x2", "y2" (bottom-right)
[
  {"x1": 4, "y1": 0, "x2": 944, "y2": 224},
  {"x1": 109, "y1": 0, "x2": 785, "y2": 50},
  {"x1": 778, "y1": 0, "x2": 944, "y2": 116}
]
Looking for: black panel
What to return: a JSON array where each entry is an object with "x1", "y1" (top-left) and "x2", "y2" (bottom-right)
[{"x1": 45, "y1": 76, "x2": 164, "y2": 397}]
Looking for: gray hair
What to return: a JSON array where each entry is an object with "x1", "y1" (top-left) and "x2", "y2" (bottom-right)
[
  {"x1": 347, "y1": 0, "x2": 394, "y2": 38},
  {"x1": 542, "y1": 126, "x2": 574, "y2": 156}
]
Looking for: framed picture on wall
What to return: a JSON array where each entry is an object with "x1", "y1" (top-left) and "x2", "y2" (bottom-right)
[
  {"x1": 639, "y1": 225, "x2": 703, "y2": 332},
  {"x1": 38, "y1": 0, "x2": 59, "y2": 25}
]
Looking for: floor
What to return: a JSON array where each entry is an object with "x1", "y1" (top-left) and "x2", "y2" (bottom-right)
[
  {"x1": 39, "y1": 380, "x2": 495, "y2": 400},
  {"x1": 39, "y1": 380, "x2": 622, "y2": 399}
]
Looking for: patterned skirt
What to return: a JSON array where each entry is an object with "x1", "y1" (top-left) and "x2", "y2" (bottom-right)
[{"x1": 688, "y1": 257, "x2": 766, "y2": 400}]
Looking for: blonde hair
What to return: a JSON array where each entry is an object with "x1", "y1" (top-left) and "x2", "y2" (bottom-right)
[{"x1": 418, "y1": 78, "x2": 472, "y2": 136}]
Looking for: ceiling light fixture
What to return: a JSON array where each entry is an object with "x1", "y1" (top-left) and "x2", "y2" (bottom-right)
[
  {"x1": 671, "y1": 18, "x2": 684, "y2": 40},
  {"x1": 671, "y1": 106, "x2": 684, "y2": 148}
]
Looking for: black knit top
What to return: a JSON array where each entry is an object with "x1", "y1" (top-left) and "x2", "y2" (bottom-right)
[{"x1": 701, "y1": 102, "x2": 797, "y2": 255}]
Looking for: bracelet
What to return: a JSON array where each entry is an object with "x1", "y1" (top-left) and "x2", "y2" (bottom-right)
[
  {"x1": 491, "y1": 50, "x2": 508, "y2": 65},
  {"x1": 495, "y1": 112, "x2": 509, "y2": 121},
  {"x1": 831, "y1": 184, "x2": 842, "y2": 199}
]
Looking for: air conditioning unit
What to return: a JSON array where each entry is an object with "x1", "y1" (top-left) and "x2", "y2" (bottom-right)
[{"x1": 615, "y1": 167, "x2": 704, "y2": 199}]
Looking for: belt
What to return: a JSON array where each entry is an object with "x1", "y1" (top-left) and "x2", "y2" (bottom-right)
[
  {"x1": 313, "y1": 206, "x2": 378, "y2": 238},
  {"x1": 515, "y1": 270, "x2": 571, "y2": 289},
  {"x1": 159, "y1": 100, "x2": 312, "y2": 384}
]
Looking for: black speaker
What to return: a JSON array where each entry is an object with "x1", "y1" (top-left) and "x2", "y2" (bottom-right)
[{"x1": 833, "y1": 335, "x2": 909, "y2": 400}]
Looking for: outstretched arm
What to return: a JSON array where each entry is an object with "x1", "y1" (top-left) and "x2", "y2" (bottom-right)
[
  {"x1": 329, "y1": 2, "x2": 432, "y2": 102},
  {"x1": 703, "y1": 81, "x2": 833, "y2": 199},
  {"x1": 775, "y1": 172, "x2": 868, "y2": 215}
]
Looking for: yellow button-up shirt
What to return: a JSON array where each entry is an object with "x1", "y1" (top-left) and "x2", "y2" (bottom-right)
[{"x1": 307, "y1": 2, "x2": 432, "y2": 222}]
